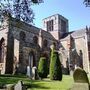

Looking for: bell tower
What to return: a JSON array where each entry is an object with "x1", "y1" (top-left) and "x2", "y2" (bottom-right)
[{"x1": 42, "y1": 14, "x2": 69, "y2": 40}]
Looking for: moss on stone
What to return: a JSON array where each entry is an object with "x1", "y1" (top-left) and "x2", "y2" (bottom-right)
[{"x1": 73, "y1": 68, "x2": 89, "y2": 83}]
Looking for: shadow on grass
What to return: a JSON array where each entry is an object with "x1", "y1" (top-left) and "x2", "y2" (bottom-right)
[
  {"x1": 0, "y1": 74, "x2": 27, "y2": 78},
  {"x1": 27, "y1": 80, "x2": 51, "y2": 89},
  {"x1": 0, "y1": 75, "x2": 52, "y2": 89},
  {"x1": 0, "y1": 75, "x2": 30, "y2": 86},
  {"x1": 30, "y1": 83, "x2": 50, "y2": 89},
  {"x1": 31, "y1": 78, "x2": 52, "y2": 82}
]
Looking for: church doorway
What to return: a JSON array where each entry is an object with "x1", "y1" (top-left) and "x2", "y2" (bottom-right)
[
  {"x1": 29, "y1": 53, "x2": 34, "y2": 68},
  {"x1": 27, "y1": 51, "x2": 35, "y2": 77},
  {"x1": 28, "y1": 51, "x2": 36, "y2": 67}
]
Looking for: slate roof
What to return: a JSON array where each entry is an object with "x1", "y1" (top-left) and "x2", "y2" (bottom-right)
[
  {"x1": 60, "y1": 28, "x2": 87, "y2": 41},
  {"x1": 71, "y1": 28, "x2": 86, "y2": 38},
  {"x1": 61, "y1": 31, "x2": 74, "y2": 39}
]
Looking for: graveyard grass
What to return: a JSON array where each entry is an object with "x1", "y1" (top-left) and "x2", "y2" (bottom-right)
[{"x1": 0, "y1": 75, "x2": 74, "y2": 90}]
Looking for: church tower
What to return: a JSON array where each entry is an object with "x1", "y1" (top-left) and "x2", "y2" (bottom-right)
[{"x1": 42, "y1": 14, "x2": 68, "y2": 40}]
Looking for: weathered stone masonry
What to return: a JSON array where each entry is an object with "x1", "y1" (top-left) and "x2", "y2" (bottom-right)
[
  {"x1": 0, "y1": 15, "x2": 56, "y2": 74},
  {"x1": 0, "y1": 14, "x2": 90, "y2": 75}
]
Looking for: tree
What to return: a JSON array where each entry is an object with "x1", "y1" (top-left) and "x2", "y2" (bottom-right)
[
  {"x1": 0, "y1": 0, "x2": 43, "y2": 74},
  {"x1": 0, "y1": 0, "x2": 43, "y2": 24},
  {"x1": 83, "y1": 0, "x2": 90, "y2": 7},
  {"x1": 38, "y1": 57, "x2": 48, "y2": 79},
  {"x1": 50, "y1": 48, "x2": 62, "y2": 81}
]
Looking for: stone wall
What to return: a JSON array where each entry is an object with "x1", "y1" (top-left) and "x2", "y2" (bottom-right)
[
  {"x1": 3, "y1": 16, "x2": 56, "y2": 74},
  {"x1": 74, "y1": 36, "x2": 89, "y2": 73},
  {"x1": 60, "y1": 32, "x2": 90, "y2": 74},
  {"x1": 0, "y1": 16, "x2": 9, "y2": 74}
]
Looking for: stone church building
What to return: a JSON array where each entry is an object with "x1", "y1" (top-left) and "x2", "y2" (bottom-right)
[{"x1": 0, "y1": 14, "x2": 90, "y2": 75}]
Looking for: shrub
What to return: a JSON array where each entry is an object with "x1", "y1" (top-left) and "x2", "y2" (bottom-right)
[
  {"x1": 38, "y1": 57, "x2": 48, "y2": 79},
  {"x1": 73, "y1": 67, "x2": 89, "y2": 83},
  {"x1": 50, "y1": 49, "x2": 62, "y2": 81}
]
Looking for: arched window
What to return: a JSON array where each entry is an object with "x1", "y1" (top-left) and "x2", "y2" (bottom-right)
[
  {"x1": 33, "y1": 36, "x2": 38, "y2": 44},
  {"x1": 43, "y1": 39, "x2": 48, "y2": 47},
  {"x1": 20, "y1": 31, "x2": 26, "y2": 41},
  {"x1": 0, "y1": 37, "x2": 5, "y2": 63}
]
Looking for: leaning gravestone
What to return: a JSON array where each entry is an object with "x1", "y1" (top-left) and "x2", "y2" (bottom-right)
[{"x1": 70, "y1": 67, "x2": 89, "y2": 90}]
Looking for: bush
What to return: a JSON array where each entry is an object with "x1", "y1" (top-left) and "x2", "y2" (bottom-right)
[
  {"x1": 50, "y1": 49, "x2": 62, "y2": 81},
  {"x1": 38, "y1": 57, "x2": 48, "y2": 79},
  {"x1": 73, "y1": 67, "x2": 89, "y2": 83}
]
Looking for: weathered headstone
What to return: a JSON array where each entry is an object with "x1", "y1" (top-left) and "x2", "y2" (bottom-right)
[
  {"x1": 6, "y1": 84, "x2": 14, "y2": 90},
  {"x1": 14, "y1": 81, "x2": 27, "y2": 90},
  {"x1": 73, "y1": 68, "x2": 89, "y2": 83},
  {"x1": 70, "y1": 68, "x2": 89, "y2": 90},
  {"x1": 32, "y1": 66, "x2": 39, "y2": 80},
  {"x1": 26, "y1": 66, "x2": 32, "y2": 78},
  {"x1": 14, "y1": 81, "x2": 23, "y2": 90}
]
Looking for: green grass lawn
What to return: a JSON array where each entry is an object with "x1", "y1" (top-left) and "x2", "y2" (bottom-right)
[
  {"x1": 0, "y1": 75, "x2": 74, "y2": 90},
  {"x1": 30, "y1": 75, "x2": 74, "y2": 90}
]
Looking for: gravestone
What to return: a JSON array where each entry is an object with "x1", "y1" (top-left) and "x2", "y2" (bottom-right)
[
  {"x1": 32, "y1": 66, "x2": 39, "y2": 80},
  {"x1": 26, "y1": 66, "x2": 32, "y2": 78},
  {"x1": 14, "y1": 81, "x2": 27, "y2": 90},
  {"x1": 14, "y1": 81, "x2": 23, "y2": 90},
  {"x1": 6, "y1": 84, "x2": 14, "y2": 90},
  {"x1": 73, "y1": 68, "x2": 89, "y2": 83},
  {"x1": 70, "y1": 68, "x2": 89, "y2": 90}
]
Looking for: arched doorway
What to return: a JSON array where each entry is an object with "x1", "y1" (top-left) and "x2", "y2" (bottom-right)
[
  {"x1": 27, "y1": 51, "x2": 36, "y2": 77},
  {"x1": 29, "y1": 53, "x2": 33, "y2": 68},
  {"x1": 28, "y1": 51, "x2": 35, "y2": 67}
]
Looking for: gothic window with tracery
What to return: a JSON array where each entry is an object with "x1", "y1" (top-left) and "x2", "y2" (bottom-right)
[
  {"x1": 0, "y1": 37, "x2": 5, "y2": 63},
  {"x1": 47, "y1": 20, "x2": 54, "y2": 31},
  {"x1": 43, "y1": 39, "x2": 48, "y2": 47},
  {"x1": 33, "y1": 36, "x2": 38, "y2": 44}
]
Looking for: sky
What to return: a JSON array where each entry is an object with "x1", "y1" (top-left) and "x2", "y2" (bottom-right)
[{"x1": 31, "y1": 0, "x2": 90, "y2": 31}]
